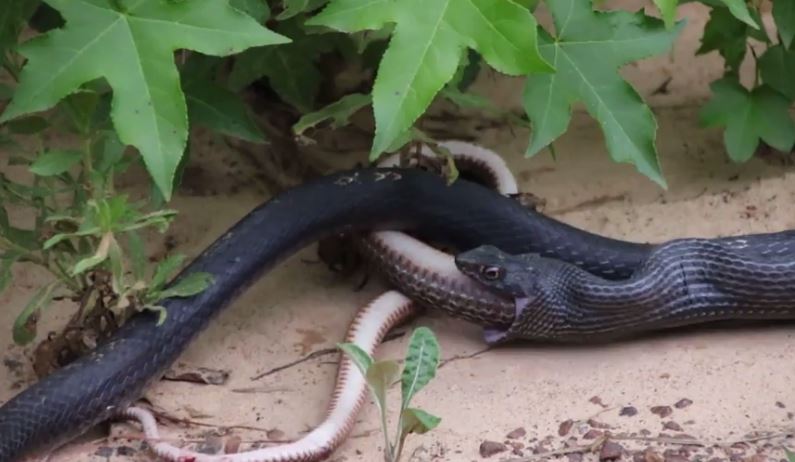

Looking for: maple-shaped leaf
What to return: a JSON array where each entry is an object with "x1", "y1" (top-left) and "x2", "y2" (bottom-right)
[
  {"x1": 308, "y1": 0, "x2": 552, "y2": 159},
  {"x1": 523, "y1": 0, "x2": 682, "y2": 187},
  {"x1": 0, "y1": 0, "x2": 288, "y2": 199},
  {"x1": 700, "y1": 79, "x2": 795, "y2": 162}
]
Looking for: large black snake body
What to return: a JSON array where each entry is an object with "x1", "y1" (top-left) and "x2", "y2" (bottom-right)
[{"x1": 1, "y1": 155, "x2": 794, "y2": 460}]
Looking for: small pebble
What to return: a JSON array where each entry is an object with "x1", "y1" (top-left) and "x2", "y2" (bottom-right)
[
  {"x1": 479, "y1": 441, "x2": 507, "y2": 458},
  {"x1": 674, "y1": 399, "x2": 693, "y2": 409},
  {"x1": 643, "y1": 448, "x2": 664, "y2": 462},
  {"x1": 620, "y1": 406, "x2": 638, "y2": 417},
  {"x1": 776, "y1": 401, "x2": 786, "y2": 409},
  {"x1": 664, "y1": 455, "x2": 689, "y2": 462},
  {"x1": 559, "y1": 419, "x2": 574, "y2": 436},
  {"x1": 651, "y1": 406, "x2": 673, "y2": 418},
  {"x1": 506, "y1": 427, "x2": 526, "y2": 439},
  {"x1": 583, "y1": 429, "x2": 604, "y2": 440},
  {"x1": 588, "y1": 418, "x2": 611, "y2": 429},
  {"x1": 599, "y1": 441, "x2": 624, "y2": 460},
  {"x1": 567, "y1": 453, "x2": 584, "y2": 462},
  {"x1": 663, "y1": 421, "x2": 683, "y2": 431}
]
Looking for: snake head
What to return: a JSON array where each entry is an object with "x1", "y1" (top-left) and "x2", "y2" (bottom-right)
[{"x1": 455, "y1": 245, "x2": 545, "y2": 300}]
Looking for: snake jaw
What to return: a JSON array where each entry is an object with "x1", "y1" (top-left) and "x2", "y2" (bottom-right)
[
  {"x1": 481, "y1": 297, "x2": 531, "y2": 344},
  {"x1": 515, "y1": 297, "x2": 530, "y2": 318}
]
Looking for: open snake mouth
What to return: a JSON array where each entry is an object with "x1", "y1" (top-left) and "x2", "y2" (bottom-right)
[{"x1": 515, "y1": 297, "x2": 531, "y2": 318}]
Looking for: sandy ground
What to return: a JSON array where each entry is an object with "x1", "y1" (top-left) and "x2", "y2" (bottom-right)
[{"x1": 3, "y1": 2, "x2": 795, "y2": 461}]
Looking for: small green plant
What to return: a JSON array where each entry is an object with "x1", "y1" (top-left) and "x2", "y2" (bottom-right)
[{"x1": 338, "y1": 326, "x2": 442, "y2": 462}]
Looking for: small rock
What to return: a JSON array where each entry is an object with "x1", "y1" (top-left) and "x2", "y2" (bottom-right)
[
  {"x1": 776, "y1": 401, "x2": 786, "y2": 409},
  {"x1": 651, "y1": 406, "x2": 673, "y2": 418},
  {"x1": 567, "y1": 453, "x2": 584, "y2": 462},
  {"x1": 745, "y1": 454, "x2": 766, "y2": 462},
  {"x1": 644, "y1": 448, "x2": 664, "y2": 462},
  {"x1": 559, "y1": 419, "x2": 574, "y2": 436},
  {"x1": 620, "y1": 406, "x2": 638, "y2": 417},
  {"x1": 599, "y1": 441, "x2": 624, "y2": 460},
  {"x1": 266, "y1": 429, "x2": 285, "y2": 440},
  {"x1": 590, "y1": 396, "x2": 607, "y2": 407},
  {"x1": 588, "y1": 418, "x2": 611, "y2": 429},
  {"x1": 479, "y1": 441, "x2": 507, "y2": 458},
  {"x1": 94, "y1": 447, "x2": 114, "y2": 457},
  {"x1": 583, "y1": 429, "x2": 604, "y2": 440},
  {"x1": 662, "y1": 421, "x2": 683, "y2": 431},
  {"x1": 674, "y1": 399, "x2": 693, "y2": 409},
  {"x1": 224, "y1": 436, "x2": 242, "y2": 454},
  {"x1": 506, "y1": 427, "x2": 526, "y2": 439},
  {"x1": 116, "y1": 447, "x2": 136, "y2": 456}
]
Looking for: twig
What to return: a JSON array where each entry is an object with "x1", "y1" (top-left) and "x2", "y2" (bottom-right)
[
  {"x1": 439, "y1": 346, "x2": 491, "y2": 368},
  {"x1": 609, "y1": 430, "x2": 794, "y2": 448},
  {"x1": 250, "y1": 331, "x2": 406, "y2": 381},
  {"x1": 502, "y1": 435, "x2": 608, "y2": 462}
]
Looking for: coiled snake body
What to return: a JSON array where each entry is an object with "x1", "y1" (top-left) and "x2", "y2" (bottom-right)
[{"x1": 2, "y1": 143, "x2": 795, "y2": 461}]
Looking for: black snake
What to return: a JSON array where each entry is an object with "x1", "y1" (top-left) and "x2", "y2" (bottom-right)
[{"x1": 1, "y1": 143, "x2": 793, "y2": 461}]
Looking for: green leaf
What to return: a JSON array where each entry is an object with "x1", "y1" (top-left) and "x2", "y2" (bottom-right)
[
  {"x1": 718, "y1": 0, "x2": 758, "y2": 29},
  {"x1": 0, "y1": 84, "x2": 13, "y2": 101},
  {"x1": 653, "y1": 0, "x2": 678, "y2": 28},
  {"x1": 151, "y1": 254, "x2": 186, "y2": 290},
  {"x1": 401, "y1": 326, "x2": 440, "y2": 408},
  {"x1": 143, "y1": 304, "x2": 168, "y2": 326},
  {"x1": 697, "y1": 5, "x2": 749, "y2": 72},
  {"x1": 0, "y1": 251, "x2": 20, "y2": 294},
  {"x1": 229, "y1": 21, "x2": 322, "y2": 111},
  {"x1": 786, "y1": 448, "x2": 795, "y2": 462},
  {"x1": 700, "y1": 78, "x2": 795, "y2": 162},
  {"x1": 338, "y1": 342, "x2": 374, "y2": 376},
  {"x1": 107, "y1": 234, "x2": 125, "y2": 294},
  {"x1": 231, "y1": 0, "x2": 271, "y2": 23},
  {"x1": 759, "y1": 45, "x2": 795, "y2": 100},
  {"x1": 401, "y1": 407, "x2": 441, "y2": 435},
  {"x1": 1, "y1": 0, "x2": 289, "y2": 200},
  {"x1": 293, "y1": 93, "x2": 371, "y2": 135},
  {"x1": 29, "y1": 149, "x2": 83, "y2": 176},
  {"x1": 309, "y1": 0, "x2": 552, "y2": 159},
  {"x1": 72, "y1": 232, "x2": 112, "y2": 275},
  {"x1": 277, "y1": 0, "x2": 328, "y2": 20},
  {"x1": 13, "y1": 280, "x2": 59, "y2": 345},
  {"x1": 184, "y1": 76, "x2": 266, "y2": 143},
  {"x1": 774, "y1": 0, "x2": 795, "y2": 49},
  {"x1": 158, "y1": 272, "x2": 214, "y2": 299},
  {"x1": 365, "y1": 359, "x2": 401, "y2": 413},
  {"x1": 6, "y1": 115, "x2": 48, "y2": 134},
  {"x1": 523, "y1": 0, "x2": 681, "y2": 188}
]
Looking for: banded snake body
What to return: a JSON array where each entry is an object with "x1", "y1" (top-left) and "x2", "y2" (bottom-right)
[{"x1": 2, "y1": 142, "x2": 795, "y2": 461}]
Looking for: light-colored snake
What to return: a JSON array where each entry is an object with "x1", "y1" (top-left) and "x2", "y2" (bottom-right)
[{"x1": 122, "y1": 142, "x2": 519, "y2": 461}]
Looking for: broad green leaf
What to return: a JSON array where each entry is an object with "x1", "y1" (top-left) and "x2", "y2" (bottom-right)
[
  {"x1": 653, "y1": 0, "x2": 679, "y2": 28},
  {"x1": 718, "y1": 0, "x2": 758, "y2": 29},
  {"x1": 700, "y1": 79, "x2": 795, "y2": 162},
  {"x1": 401, "y1": 407, "x2": 441, "y2": 435},
  {"x1": 72, "y1": 231, "x2": 112, "y2": 275},
  {"x1": 151, "y1": 254, "x2": 186, "y2": 290},
  {"x1": 13, "y1": 280, "x2": 59, "y2": 345},
  {"x1": 774, "y1": 0, "x2": 795, "y2": 49},
  {"x1": 158, "y1": 272, "x2": 214, "y2": 299},
  {"x1": 338, "y1": 342, "x2": 374, "y2": 376},
  {"x1": 293, "y1": 93, "x2": 371, "y2": 135},
  {"x1": 277, "y1": 0, "x2": 328, "y2": 20},
  {"x1": 231, "y1": 0, "x2": 271, "y2": 23},
  {"x1": 1, "y1": 0, "x2": 289, "y2": 200},
  {"x1": 401, "y1": 326, "x2": 440, "y2": 408},
  {"x1": 184, "y1": 76, "x2": 265, "y2": 143},
  {"x1": 6, "y1": 115, "x2": 48, "y2": 134},
  {"x1": 365, "y1": 359, "x2": 401, "y2": 413},
  {"x1": 29, "y1": 149, "x2": 83, "y2": 176},
  {"x1": 0, "y1": 84, "x2": 13, "y2": 101},
  {"x1": 229, "y1": 21, "x2": 322, "y2": 111},
  {"x1": 786, "y1": 448, "x2": 795, "y2": 462},
  {"x1": 697, "y1": 5, "x2": 749, "y2": 72},
  {"x1": 759, "y1": 45, "x2": 795, "y2": 100},
  {"x1": 309, "y1": 0, "x2": 552, "y2": 159},
  {"x1": 523, "y1": 0, "x2": 681, "y2": 188}
]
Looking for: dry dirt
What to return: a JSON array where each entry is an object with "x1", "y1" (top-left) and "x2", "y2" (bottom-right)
[{"x1": 3, "y1": 2, "x2": 795, "y2": 462}]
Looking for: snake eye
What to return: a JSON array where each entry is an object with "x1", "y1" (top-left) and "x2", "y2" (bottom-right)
[{"x1": 481, "y1": 266, "x2": 503, "y2": 281}]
